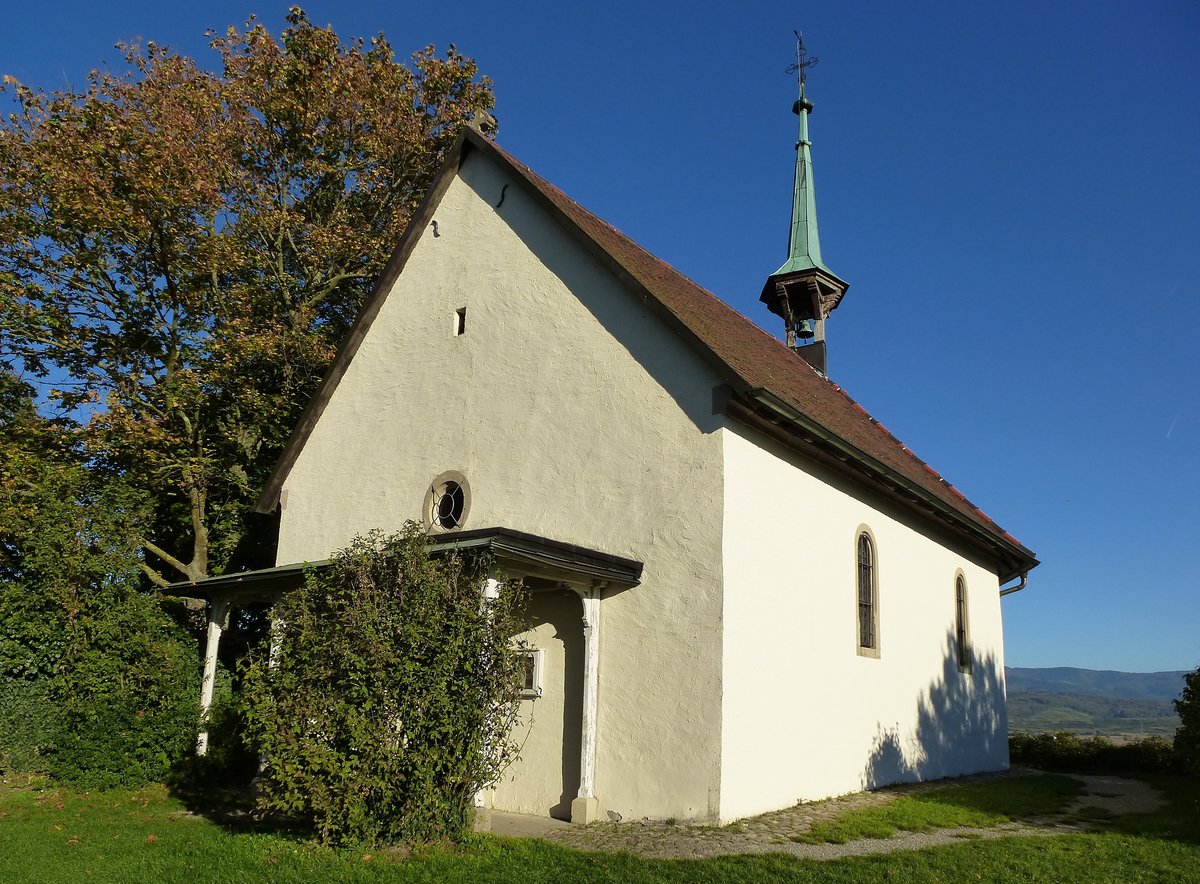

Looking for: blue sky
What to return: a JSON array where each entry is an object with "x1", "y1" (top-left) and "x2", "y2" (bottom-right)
[{"x1": 3, "y1": 1, "x2": 1197, "y2": 672}]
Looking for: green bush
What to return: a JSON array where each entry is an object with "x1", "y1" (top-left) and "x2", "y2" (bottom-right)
[
  {"x1": 240, "y1": 526, "x2": 529, "y2": 847},
  {"x1": 0, "y1": 426, "x2": 203, "y2": 789},
  {"x1": 0, "y1": 505, "x2": 201, "y2": 788},
  {"x1": 0, "y1": 680, "x2": 61, "y2": 772},
  {"x1": 1174, "y1": 667, "x2": 1200, "y2": 775},
  {"x1": 1010, "y1": 731, "x2": 1179, "y2": 775},
  {"x1": 46, "y1": 587, "x2": 201, "y2": 789},
  {"x1": 0, "y1": 588, "x2": 201, "y2": 788},
  {"x1": 171, "y1": 668, "x2": 260, "y2": 791}
]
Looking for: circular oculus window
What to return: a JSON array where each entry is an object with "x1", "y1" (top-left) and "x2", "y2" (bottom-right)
[{"x1": 425, "y1": 471, "x2": 470, "y2": 531}]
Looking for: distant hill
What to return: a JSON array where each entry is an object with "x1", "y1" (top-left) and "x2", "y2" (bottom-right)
[
  {"x1": 1005, "y1": 667, "x2": 1188, "y2": 701},
  {"x1": 1007, "y1": 691, "x2": 1179, "y2": 737},
  {"x1": 1005, "y1": 667, "x2": 1188, "y2": 737}
]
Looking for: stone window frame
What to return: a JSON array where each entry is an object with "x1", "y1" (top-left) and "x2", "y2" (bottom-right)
[
  {"x1": 423, "y1": 470, "x2": 471, "y2": 533},
  {"x1": 954, "y1": 569, "x2": 971, "y2": 673},
  {"x1": 519, "y1": 647, "x2": 544, "y2": 699},
  {"x1": 855, "y1": 525, "x2": 880, "y2": 659}
]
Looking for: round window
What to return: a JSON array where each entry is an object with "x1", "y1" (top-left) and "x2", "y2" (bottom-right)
[{"x1": 425, "y1": 472, "x2": 470, "y2": 531}]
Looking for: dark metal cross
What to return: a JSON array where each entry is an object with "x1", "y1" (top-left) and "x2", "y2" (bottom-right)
[{"x1": 785, "y1": 30, "x2": 819, "y2": 87}]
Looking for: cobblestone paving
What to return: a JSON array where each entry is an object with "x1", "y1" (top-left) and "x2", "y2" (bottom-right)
[{"x1": 535, "y1": 770, "x2": 1163, "y2": 860}]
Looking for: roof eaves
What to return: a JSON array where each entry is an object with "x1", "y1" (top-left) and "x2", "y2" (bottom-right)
[
  {"x1": 427, "y1": 526, "x2": 644, "y2": 587},
  {"x1": 471, "y1": 135, "x2": 756, "y2": 397},
  {"x1": 167, "y1": 527, "x2": 643, "y2": 599},
  {"x1": 168, "y1": 560, "x2": 325, "y2": 600},
  {"x1": 736, "y1": 387, "x2": 1038, "y2": 581}
]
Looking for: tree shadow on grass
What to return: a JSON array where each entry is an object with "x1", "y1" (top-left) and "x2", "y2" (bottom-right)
[
  {"x1": 167, "y1": 767, "x2": 318, "y2": 840},
  {"x1": 917, "y1": 774, "x2": 1084, "y2": 817},
  {"x1": 1106, "y1": 775, "x2": 1200, "y2": 845},
  {"x1": 171, "y1": 789, "x2": 322, "y2": 843},
  {"x1": 167, "y1": 733, "x2": 316, "y2": 841}
]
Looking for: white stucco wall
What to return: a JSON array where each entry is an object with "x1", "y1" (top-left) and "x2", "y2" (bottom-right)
[
  {"x1": 719, "y1": 422, "x2": 1009, "y2": 822},
  {"x1": 489, "y1": 590, "x2": 583, "y2": 819},
  {"x1": 277, "y1": 150, "x2": 727, "y2": 821}
]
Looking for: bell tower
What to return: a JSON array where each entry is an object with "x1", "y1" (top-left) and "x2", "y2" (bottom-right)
[{"x1": 759, "y1": 32, "x2": 849, "y2": 376}]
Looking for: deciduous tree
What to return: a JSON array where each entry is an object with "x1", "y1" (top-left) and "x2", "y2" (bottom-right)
[
  {"x1": 1175, "y1": 666, "x2": 1200, "y2": 775},
  {"x1": 0, "y1": 8, "x2": 495, "y2": 584}
]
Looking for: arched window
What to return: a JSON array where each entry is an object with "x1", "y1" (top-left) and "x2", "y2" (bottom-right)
[
  {"x1": 856, "y1": 531, "x2": 878, "y2": 654},
  {"x1": 955, "y1": 574, "x2": 970, "y2": 672}
]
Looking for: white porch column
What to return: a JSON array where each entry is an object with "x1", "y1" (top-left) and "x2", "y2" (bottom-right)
[
  {"x1": 474, "y1": 576, "x2": 503, "y2": 819},
  {"x1": 268, "y1": 612, "x2": 284, "y2": 669},
  {"x1": 196, "y1": 595, "x2": 230, "y2": 756},
  {"x1": 481, "y1": 576, "x2": 502, "y2": 604},
  {"x1": 256, "y1": 601, "x2": 285, "y2": 780},
  {"x1": 571, "y1": 583, "x2": 605, "y2": 824}
]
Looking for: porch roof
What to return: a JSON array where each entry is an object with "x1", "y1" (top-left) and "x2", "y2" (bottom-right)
[{"x1": 166, "y1": 527, "x2": 644, "y2": 601}]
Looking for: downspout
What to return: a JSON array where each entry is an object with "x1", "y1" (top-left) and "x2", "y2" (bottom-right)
[{"x1": 999, "y1": 572, "x2": 1029, "y2": 597}]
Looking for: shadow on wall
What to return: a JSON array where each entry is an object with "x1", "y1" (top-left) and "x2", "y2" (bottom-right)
[
  {"x1": 460, "y1": 161, "x2": 724, "y2": 437},
  {"x1": 553, "y1": 595, "x2": 583, "y2": 821},
  {"x1": 517, "y1": 590, "x2": 583, "y2": 821},
  {"x1": 864, "y1": 629, "x2": 1007, "y2": 790}
]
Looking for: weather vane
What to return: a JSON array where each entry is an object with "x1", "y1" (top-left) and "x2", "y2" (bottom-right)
[{"x1": 785, "y1": 30, "x2": 818, "y2": 94}]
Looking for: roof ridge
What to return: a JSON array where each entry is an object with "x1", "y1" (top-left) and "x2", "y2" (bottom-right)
[
  {"x1": 257, "y1": 128, "x2": 1035, "y2": 579},
  {"x1": 478, "y1": 134, "x2": 1032, "y2": 564},
  {"x1": 490, "y1": 142, "x2": 831, "y2": 378}
]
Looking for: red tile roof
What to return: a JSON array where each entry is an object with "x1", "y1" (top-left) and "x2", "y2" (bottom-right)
[
  {"x1": 258, "y1": 128, "x2": 1037, "y2": 580},
  {"x1": 475, "y1": 133, "x2": 1035, "y2": 573}
]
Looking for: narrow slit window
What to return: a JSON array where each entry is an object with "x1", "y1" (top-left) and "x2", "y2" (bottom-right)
[
  {"x1": 955, "y1": 575, "x2": 970, "y2": 672},
  {"x1": 454, "y1": 307, "x2": 467, "y2": 336}
]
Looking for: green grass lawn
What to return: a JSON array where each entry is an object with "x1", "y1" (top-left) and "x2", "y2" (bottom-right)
[
  {"x1": 1, "y1": 774, "x2": 1198, "y2": 883},
  {"x1": 795, "y1": 774, "x2": 1084, "y2": 843}
]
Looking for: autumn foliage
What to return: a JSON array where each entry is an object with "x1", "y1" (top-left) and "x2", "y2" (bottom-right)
[
  {"x1": 0, "y1": 8, "x2": 496, "y2": 585},
  {"x1": 0, "y1": 10, "x2": 496, "y2": 790}
]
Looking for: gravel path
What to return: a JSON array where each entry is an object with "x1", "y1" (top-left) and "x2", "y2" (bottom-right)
[
  {"x1": 533, "y1": 771, "x2": 1164, "y2": 860},
  {"x1": 1065, "y1": 773, "x2": 1164, "y2": 816}
]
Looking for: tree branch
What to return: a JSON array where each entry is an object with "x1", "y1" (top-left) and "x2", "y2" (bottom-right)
[
  {"x1": 140, "y1": 537, "x2": 191, "y2": 580},
  {"x1": 304, "y1": 267, "x2": 369, "y2": 309},
  {"x1": 139, "y1": 561, "x2": 171, "y2": 588},
  {"x1": 189, "y1": 481, "x2": 208, "y2": 578}
]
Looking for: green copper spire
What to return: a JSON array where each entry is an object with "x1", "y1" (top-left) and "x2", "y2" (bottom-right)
[
  {"x1": 775, "y1": 33, "x2": 834, "y2": 278},
  {"x1": 759, "y1": 32, "x2": 848, "y2": 375}
]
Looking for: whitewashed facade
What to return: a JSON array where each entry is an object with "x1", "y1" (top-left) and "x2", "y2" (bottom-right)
[{"x1": 185, "y1": 128, "x2": 1036, "y2": 825}]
